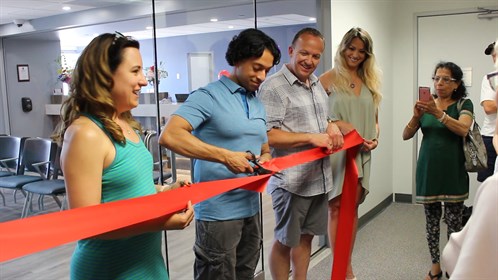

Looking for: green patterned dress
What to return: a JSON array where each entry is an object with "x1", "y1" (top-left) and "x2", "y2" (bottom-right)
[{"x1": 416, "y1": 99, "x2": 473, "y2": 203}]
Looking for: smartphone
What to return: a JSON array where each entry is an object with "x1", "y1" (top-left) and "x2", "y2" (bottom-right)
[{"x1": 418, "y1": 86, "x2": 432, "y2": 101}]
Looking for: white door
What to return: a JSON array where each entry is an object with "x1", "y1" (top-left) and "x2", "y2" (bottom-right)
[{"x1": 188, "y1": 52, "x2": 214, "y2": 92}]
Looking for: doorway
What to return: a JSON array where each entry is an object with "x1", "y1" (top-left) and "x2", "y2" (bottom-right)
[{"x1": 417, "y1": 12, "x2": 498, "y2": 203}]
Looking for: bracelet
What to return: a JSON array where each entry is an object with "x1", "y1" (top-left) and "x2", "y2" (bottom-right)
[
  {"x1": 437, "y1": 112, "x2": 447, "y2": 123},
  {"x1": 406, "y1": 122, "x2": 417, "y2": 129},
  {"x1": 442, "y1": 114, "x2": 450, "y2": 125}
]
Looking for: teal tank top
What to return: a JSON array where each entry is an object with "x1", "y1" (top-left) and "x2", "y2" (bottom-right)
[{"x1": 70, "y1": 114, "x2": 168, "y2": 280}]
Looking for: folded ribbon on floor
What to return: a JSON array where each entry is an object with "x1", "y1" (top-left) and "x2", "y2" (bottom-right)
[{"x1": 0, "y1": 130, "x2": 364, "y2": 280}]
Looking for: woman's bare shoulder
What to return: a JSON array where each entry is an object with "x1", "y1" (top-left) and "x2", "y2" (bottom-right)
[
  {"x1": 319, "y1": 69, "x2": 335, "y2": 80},
  {"x1": 319, "y1": 69, "x2": 338, "y2": 93},
  {"x1": 65, "y1": 116, "x2": 108, "y2": 145},
  {"x1": 321, "y1": 69, "x2": 339, "y2": 83}
]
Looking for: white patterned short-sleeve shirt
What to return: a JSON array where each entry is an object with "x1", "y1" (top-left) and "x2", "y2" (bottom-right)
[{"x1": 257, "y1": 65, "x2": 332, "y2": 196}]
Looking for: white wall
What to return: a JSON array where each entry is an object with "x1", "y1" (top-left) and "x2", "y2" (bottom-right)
[{"x1": 330, "y1": 0, "x2": 395, "y2": 216}]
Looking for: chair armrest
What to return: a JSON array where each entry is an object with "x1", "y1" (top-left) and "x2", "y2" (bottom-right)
[
  {"x1": 153, "y1": 160, "x2": 168, "y2": 166},
  {"x1": 0, "y1": 157, "x2": 18, "y2": 173},
  {"x1": 32, "y1": 161, "x2": 51, "y2": 180}
]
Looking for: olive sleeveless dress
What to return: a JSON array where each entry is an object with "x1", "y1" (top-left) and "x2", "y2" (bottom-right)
[
  {"x1": 328, "y1": 85, "x2": 377, "y2": 201},
  {"x1": 70, "y1": 115, "x2": 168, "y2": 280}
]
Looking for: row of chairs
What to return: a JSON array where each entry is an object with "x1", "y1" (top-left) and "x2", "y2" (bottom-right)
[
  {"x1": 0, "y1": 136, "x2": 66, "y2": 218},
  {"x1": 143, "y1": 130, "x2": 173, "y2": 184},
  {"x1": 0, "y1": 131, "x2": 176, "y2": 218}
]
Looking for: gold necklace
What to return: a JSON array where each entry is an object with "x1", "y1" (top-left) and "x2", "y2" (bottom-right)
[
  {"x1": 117, "y1": 120, "x2": 131, "y2": 134},
  {"x1": 350, "y1": 74, "x2": 359, "y2": 89}
]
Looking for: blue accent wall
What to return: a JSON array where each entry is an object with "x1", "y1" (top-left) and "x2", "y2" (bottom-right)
[{"x1": 140, "y1": 24, "x2": 314, "y2": 96}]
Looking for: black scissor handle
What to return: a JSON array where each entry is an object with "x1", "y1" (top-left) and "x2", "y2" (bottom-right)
[{"x1": 246, "y1": 150, "x2": 282, "y2": 178}]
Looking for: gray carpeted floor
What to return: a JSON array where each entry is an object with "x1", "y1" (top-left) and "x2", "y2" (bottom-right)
[{"x1": 307, "y1": 202, "x2": 450, "y2": 280}]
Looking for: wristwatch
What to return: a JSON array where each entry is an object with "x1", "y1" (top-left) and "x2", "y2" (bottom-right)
[{"x1": 327, "y1": 116, "x2": 339, "y2": 123}]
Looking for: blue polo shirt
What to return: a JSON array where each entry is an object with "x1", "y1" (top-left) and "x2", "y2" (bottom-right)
[{"x1": 173, "y1": 76, "x2": 268, "y2": 221}]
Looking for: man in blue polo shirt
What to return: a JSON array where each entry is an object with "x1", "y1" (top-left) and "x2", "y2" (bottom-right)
[{"x1": 159, "y1": 28, "x2": 281, "y2": 280}]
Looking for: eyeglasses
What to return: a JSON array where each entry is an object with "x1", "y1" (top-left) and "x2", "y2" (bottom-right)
[
  {"x1": 113, "y1": 31, "x2": 133, "y2": 44},
  {"x1": 432, "y1": 76, "x2": 456, "y2": 84}
]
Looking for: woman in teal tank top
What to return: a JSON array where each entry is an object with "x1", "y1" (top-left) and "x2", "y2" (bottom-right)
[{"x1": 53, "y1": 33, "x2": 194, "y2": 280}]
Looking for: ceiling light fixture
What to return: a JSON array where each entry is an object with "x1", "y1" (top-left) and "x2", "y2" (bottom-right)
[
  {"x1": 210, "y1": 18, "x2": 218, "y2": 22},
  {"x1": 62, "y1": 6, "x2": 71, "y2": 11},
  {"x1": 13, "y1": 19, "x2": 27, "y2": 27}
]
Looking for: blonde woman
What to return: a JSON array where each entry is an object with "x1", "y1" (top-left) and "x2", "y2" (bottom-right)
[{"x1": 319, "y1": 27, "x2": 382, "y2": 280}]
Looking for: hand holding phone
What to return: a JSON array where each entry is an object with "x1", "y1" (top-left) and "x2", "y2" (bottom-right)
[{"x1": 418, "y1": 86, "x2": 432, "y2": 102}]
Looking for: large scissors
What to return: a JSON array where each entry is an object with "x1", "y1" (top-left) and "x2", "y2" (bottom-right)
[{"x1": 246, "y1": 150, "x2": 282, "y2": 179}]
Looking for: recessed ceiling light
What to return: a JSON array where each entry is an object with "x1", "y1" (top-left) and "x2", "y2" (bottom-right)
[
  {"x1": 210, "y1": 18, "x2": 218, "y2": 22},
  {"x1": 228, "y1": 25, "x2": 234, "y2": 29},
  {"x1": 62, "y1": 6, "x2": 71, "y2": 11},
  {"x1": 146, "y1": 26, "x2": 153, "y2": 30},
  {"x1": 309, "y1": 17, "x2": 316, "y2": 22}
]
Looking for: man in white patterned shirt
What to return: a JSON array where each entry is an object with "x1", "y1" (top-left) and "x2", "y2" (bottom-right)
[
  {"x1": 257, "y1": 27, "x2": 343, "y2": 280},
  {"x1": 478, "y1": 42, "x2": 497, "y2": 181}
]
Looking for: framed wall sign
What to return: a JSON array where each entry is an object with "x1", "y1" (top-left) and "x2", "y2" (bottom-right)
[{"x1": 17, "y1": 64, "x2": 30, "y2": 82}]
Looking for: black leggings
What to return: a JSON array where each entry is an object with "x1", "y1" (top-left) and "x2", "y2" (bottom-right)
[{"x1": 424, "y1": 202, "x2": 464, "y2": 263}]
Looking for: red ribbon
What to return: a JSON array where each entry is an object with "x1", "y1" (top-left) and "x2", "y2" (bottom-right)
[
  {"x1": 0, "y1": 130, "x2": 364, "y2": 280},
  {"x1": 331, "y1": 145, "x2": 360, "y2": 280}
]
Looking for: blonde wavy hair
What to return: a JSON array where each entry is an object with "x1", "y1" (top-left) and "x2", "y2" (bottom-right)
[
  {"x1": 331, "y1": 27, "x2": 382, "y2": 107},
  {"x1": 52, "y1": 33, "x2": 142, "y2": 145}
]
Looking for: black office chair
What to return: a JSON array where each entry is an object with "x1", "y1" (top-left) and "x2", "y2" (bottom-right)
[
  {"x1": 0, "y1": 136, "x2": 21, "y2": 178},
  {"x1": 21, "y1": 143, "x2": 66, "y2": 218},
  {"x1": 143, "y1": 130, "x2": 172, "y2": 184},
  {"x1": 0, "y1": 136, "x2": 22, "y2": 206},
  {"x1": 0, "y1": 137, "x2": 53, "y2": 205}
]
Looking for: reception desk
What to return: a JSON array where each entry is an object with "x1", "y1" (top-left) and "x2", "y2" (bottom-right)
[
  {"x1": 45, "y1": 103, "x2": 181, "y2": 117},
  {"x1": 45, "y1": 103, "x2": 182, "y2": 131}
]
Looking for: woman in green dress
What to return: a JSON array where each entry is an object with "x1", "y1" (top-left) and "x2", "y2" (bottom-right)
[{"x1": 403, "y1": 61, "x2": 473, "y2": 280}]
